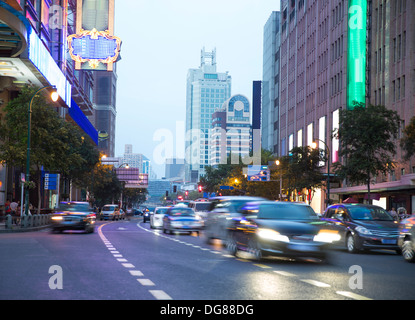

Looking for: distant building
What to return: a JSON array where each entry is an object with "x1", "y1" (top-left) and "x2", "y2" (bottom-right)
[
  {"x1": 185, "y1": 48, "x2": 232, "y2": 182},
  {"x1": 121, "y1": 144, "x2": 152, "y2": 175},
  {"x1": 165, "y1": 158, "x2": 185, "y2": 180},
  {"x1": 211, "y1": 95, "x2": 251, "y2": 166}
]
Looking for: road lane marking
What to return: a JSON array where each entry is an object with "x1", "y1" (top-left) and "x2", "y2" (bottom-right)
[
  {"x1": 117, "y1": 258, "x2": 128, "y2": 262},
  {"x1": 129, "y1": 270, "x2": 144, "y2": 277},
  {"x1": 122, "y1": 263, "x2": 135, "y2": 268},
  {"x1": 113, "y1": 254, "x2": 123, "y2": 257},
  {"x1": 137, "y1": 279, "x2": 155, "y2": 286},
  {"x1": 301, "y1": 279, "x2": 331, "y2": 288},
  {"x1": 149, "y1": 290, "x2": 173, "y2": 300},
  {"x1": 253, "y1": 264, "x2": 272, "y2": 269},
  {"x1": 273, "y1": 271, "x2": 296, "y2": 277},
  {"x1": 336, "y1": 291, "x2": 373, "y2": 300}
]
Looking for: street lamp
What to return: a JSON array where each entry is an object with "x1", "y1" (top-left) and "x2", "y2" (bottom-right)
[
  {"x1": 25, "y1": 85, "x2": 58, "y2": 216},
  {"x1": 312, "y1": 139, "x2": 331, "y2": 208},
  {"x1": 275, "y1": 160, "x2": 282, "y2": 201}
]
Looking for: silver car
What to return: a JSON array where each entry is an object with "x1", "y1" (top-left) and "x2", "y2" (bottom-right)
[
  {"x1": 204, "y1": 196, "x2": 266, "y2": 244},
  {"x1": 150, "y1": 206, "x2": 169, "y2": 229}
]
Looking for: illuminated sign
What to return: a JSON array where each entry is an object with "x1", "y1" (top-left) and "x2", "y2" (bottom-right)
[
  {"x1": 67, "y1": 28, "x2": 121, "y2": 70},
  {"x1": 347, "y1": 0, "x2": 367, "y2": 110},
  {"x1": 68, "y1": 0, "x2": 120, "y2": 71}
]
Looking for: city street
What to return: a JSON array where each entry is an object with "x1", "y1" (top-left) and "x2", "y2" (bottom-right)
[{"x1": 0, "y1": 217, "x2": 414, "y2": 302}]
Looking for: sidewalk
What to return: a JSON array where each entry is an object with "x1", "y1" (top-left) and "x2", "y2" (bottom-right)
[{"x1": 0, "y1": 216, "x2": 52, "y2": 233}]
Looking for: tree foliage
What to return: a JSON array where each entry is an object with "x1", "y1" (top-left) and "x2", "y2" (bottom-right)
[
  {"x1": 400, "y1": 116, "x2": 415, "y2": 161},
  {"x1": 333, "y1": 103, "x2": 401, "y2": 202}
]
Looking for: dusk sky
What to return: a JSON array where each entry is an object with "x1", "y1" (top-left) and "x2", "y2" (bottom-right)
[{"x1": 114, "y1": 0, "x2": 281, "y2": 178}]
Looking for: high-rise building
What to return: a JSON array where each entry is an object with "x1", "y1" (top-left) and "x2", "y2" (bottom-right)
[
  {"x1": 211, "y1": 95, "x2": 251, "y2": 166},
  {"x1": 261, "y1": 11, "x2": 281, "y2": 155},
  {"x1": 185, "y1": 48, "x2": 232, "y2": 182},
  {"x1": 121, "y1": 144, "x2": 152, "y2": 176},
  {"x1": 276, "y1": 0, "x2": 415, "y2": 213}
]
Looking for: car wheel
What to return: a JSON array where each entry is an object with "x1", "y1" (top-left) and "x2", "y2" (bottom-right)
[
  {"x1": 346, "y1": 233, "x2": 359, "y2": 253},
  {"x1": 247, "y1": 239, "x2": 262, "y2": 261},
  {"x1": 402, "y1": 240, "x2": 415, "y2": 262},
  {"x1": 226, "y1": 232, "x2": 238, "y2": 256}
]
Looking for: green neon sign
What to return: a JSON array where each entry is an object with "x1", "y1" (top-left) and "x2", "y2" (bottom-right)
[{"x1": 347, "y1": 0, "x2": 367, "y2": 110}]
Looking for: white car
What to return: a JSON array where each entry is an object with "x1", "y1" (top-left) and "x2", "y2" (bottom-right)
[{"x1": 150, "y1": 207, "x2": 169, "y2": 229}]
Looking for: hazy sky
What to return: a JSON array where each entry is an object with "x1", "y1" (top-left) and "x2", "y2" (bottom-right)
[{"x1": 114, "y1": 0, "x2": 281, "y2": 178}]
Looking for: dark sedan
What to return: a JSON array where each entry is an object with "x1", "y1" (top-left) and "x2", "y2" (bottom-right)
[
  {"x1": 51, "y1": 202, "x2": 96, "y2": 233},
  {"x1": 226, "y1": 201, "x2": 335, "y2": 261},
  {"x1": 322, "y1": 204, "x2": 400, "y2": 253},
  {"x1": 163, "y1": 206, "x2": 203, "y2": 235}
]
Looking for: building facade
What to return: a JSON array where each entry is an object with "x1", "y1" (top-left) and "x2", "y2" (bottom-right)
[
  {"x1": 261, "y1": 11, "x2": 281, "y2": 155},
  {"x1": 0, "y1": 0, "x2": 100, "y2": 207},
  {"x1": 275, "y1": 0, "x2": 415, "y2": 213},
  {"x1": 210, "y1": 94, "x2": 251, "y2": 166},
  {"x1": 185, "y1": 48, "x2": 232, "y2": 182}
]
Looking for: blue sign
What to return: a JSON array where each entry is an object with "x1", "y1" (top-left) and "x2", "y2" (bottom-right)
[
  {"x1": 247, "y1": 165, "x2": 270, "y2": 182},
  {"x1": 43, "y1": 173, "x2": 59, "y2": 190},
  {"x1": 72, "y1": 36, "x2": 118, "y2": 60},
  {"x1": 219, "y1": 186, "x2": 235, "y2": 190}
]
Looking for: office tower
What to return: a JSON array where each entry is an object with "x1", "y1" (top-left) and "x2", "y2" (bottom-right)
[
  {"x1": 121, "y1": 144, "x2": 152, "y2": 175},
  {"x1": 185, "y1": 48, "x2": 232, "y2": 182},
  {"x1": 210, "y1": 95, "x2": 251, "y2": 167},
  {"x1": 262, "y1": 11, "x2": 281, "y2": 155},
  {"x1": 277, "y1": 0, "x2": 415, "y2": 213}
]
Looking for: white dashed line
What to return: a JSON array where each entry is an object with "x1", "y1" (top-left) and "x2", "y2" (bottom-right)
[
  {"x1": 149, "y1": 290, "x2": 173, "y2": 300},
  {"x1": 301, "y1": 279, "x2": 331, "y2": 288},
  {"x1": 121, "y1": 263, "x2": 135, "y2": 268},
  {"x1": 273, "y1": 271, "x2": 296, "y2": 277},
  {"x1": 129, "y1": 270, "x2": 144, "y2": 277},
  {"x1": 137, "y1": 279, "x2": 155, "y2": 286},
  {"x1": 336, "y1": 291, "x2": 373, "y2": 300}
]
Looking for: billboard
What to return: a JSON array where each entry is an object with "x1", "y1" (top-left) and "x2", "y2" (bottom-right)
[
  {"x1": 67, "y1": 0, "x2": 121, "y2": 71},
  {"x1": 347, "y1": 0, "x2": 367, "y2": 110},
  {"x1": 247, "y1": 165, "x2": 270, "y2": 182}
]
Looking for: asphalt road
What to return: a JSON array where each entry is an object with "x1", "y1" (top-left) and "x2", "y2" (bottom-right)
[{"x1": 0, "y1": 218, "x2": 414, "y2": 302}]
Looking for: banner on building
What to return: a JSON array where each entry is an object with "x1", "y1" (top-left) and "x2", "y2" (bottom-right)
[{"x1": 347, "y1": 0, "x2": 367, "y2": 110}]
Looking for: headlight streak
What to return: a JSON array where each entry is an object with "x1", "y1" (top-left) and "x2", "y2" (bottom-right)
[
  {"x1": 257, "y1": 228, "x2": 290, "y2": 243},
  {"x1": 313, "y1": 230, "x2": 341, "y2": 243}
]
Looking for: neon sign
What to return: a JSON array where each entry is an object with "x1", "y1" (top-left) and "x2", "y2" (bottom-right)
[
  {"x1": 67, "y1": 28, "x2": 121, "y2": 70},
  {"x1": 347, "y1": 0, "x2": 367, "y2": 110}
]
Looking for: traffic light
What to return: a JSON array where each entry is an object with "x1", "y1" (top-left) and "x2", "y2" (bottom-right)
[
  {"x1": 185, "y1": 190, "x2": 189, "y2": 197},
  {"x1": 198, "y1": 185, "x2": 203, "y2": 193},
  {"x1": 173, "y1": 185, "x2": 177, "y2": 193}
]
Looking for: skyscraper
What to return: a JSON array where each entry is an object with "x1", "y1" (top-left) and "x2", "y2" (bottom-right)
[{"x1": 185, "y1": 48, "x2": 232, "y2": 182}]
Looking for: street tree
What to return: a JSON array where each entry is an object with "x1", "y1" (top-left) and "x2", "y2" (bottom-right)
[
  {"x1": 0, "y1": 86, "x2": 91, "y2": 212},
  {"x1": 333, "y1": 103, "x2": 401, "y2": 203},
  {"x1": 400, "y1": 116, "x2": 415, "y2": 161}
]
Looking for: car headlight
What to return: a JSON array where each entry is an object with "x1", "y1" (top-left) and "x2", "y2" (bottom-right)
[
  {"x1": 355, "y1": 226, "x2": 372, "y2": 235},
  {"x1": 314, "y1": 230, "x2": 341, "y2": 243},
  {"x1": 52, "y1": 216, "x2": 63, "y2": 221},
  {"x1": 257, "y1": 228, "x2": 290, "y2": 243}
]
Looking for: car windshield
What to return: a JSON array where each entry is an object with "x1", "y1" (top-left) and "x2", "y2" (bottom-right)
[
  {"x1": 195, "y1": 203, "x2": 211, "y2": 211},
  {"x1": 258, "y1": 204, "x2": 319, "y2": 220},
  {"x1": 155, "y1": 208, "x2": 168, "y2": 215},
  {"x1": 348, "y1": 206, "x2": 394, "y2": 221},
  {"x1": 60, "y1": 203, "x2": 91, "y2": 212},
  {"x1": 169, "y1": 208, "x2": 195, "y2": 216},
  {"x1": 103, "y1": 205, "x2": 117, "y2": 211}
]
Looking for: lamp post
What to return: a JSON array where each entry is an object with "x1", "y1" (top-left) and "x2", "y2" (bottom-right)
[
  {"x1": 311, "y1": 139, "x2": 331, "y2": 208},
  {"x1": 24, "y1": 86, "x2": 58, "y2": 216},
  {"x1": 275, "y1": 160, "x2": 282, "y2": 201}
]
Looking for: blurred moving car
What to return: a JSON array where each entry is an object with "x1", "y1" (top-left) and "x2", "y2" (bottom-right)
[
  {"x1": 398, "y1": 215, "x2": 415, "y2": 262},
  {"x1": 163, "y1": 207, "x2": 203, "y2": 234},
  {"x1": 150, "y1": 206, "x2": 169, "y2": 229},
  {"x1": 204, "y1": 196, "x2": 266, "y2": 244},
  {"x1": 100, "y1": 204, "x2": 120, "y2": 221},
  {"x1": 188, "y1": 200, "x2": 211, "y2": 221},
  {"x1": 51, "y1": 202, "x2": 96, "y2": 233},
  {"x1": 226, "y1": 201, "x2": 333, "y2": 261},
  {"x1": 321, "y1": 204, "x2": 400, "y2": 253},
  {"x1": 143, "y1": 209, "x2": 151, "y2": 223}
]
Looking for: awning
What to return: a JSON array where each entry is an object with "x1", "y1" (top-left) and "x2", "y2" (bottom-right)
[{"x1": 68, "y1": 98, "x2": 98, "y2": 145}]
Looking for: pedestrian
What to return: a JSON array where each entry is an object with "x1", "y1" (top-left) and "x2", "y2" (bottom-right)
[
  {"x1": 10, "y1": 199, "x2": 18, "y2": 225},
  {"x1": 389, "y1": 207, "x2": 398, "y2": 220}
]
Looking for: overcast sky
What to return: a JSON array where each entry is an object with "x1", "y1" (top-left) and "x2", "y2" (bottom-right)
[{"x1": 114, "y1": 0, "x2": 281, "y2": 178}]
